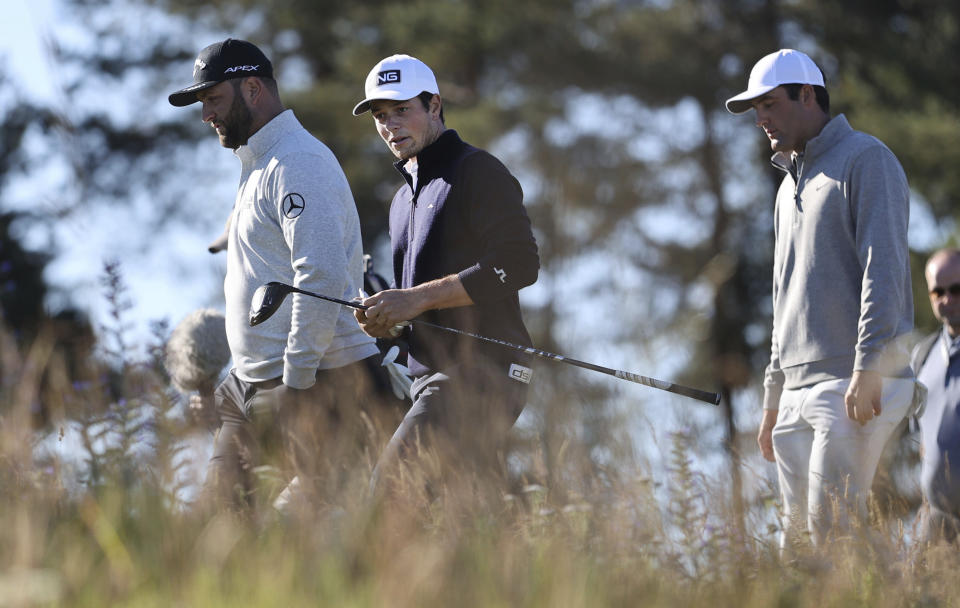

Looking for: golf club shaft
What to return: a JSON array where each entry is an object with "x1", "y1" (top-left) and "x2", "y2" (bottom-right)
[
  {"x1": 287, "y1": 285, "x2": 366, "y2": 310},
  {"x1": 285, "y1": 284, "x2": 721, "y2": 405},
  {"x1": 414, "y1": 320, "x2": 720, "y2": 405}
]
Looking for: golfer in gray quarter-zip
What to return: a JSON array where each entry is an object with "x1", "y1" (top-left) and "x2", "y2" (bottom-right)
[
  {"x1": 169, "y1": 39, "x2": 384, "y2": 514},
  {"x1": 767, "y1": 114, "x2": 912, "y2": 389},
  {"x1": 726, "y1": 49, "x2": 917, "y2": 551}
]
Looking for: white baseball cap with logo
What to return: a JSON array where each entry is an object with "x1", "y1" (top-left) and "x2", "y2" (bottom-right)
[
  {"x1": 352, "y1": 54, "x2": 440, "y2": 116},
  {"x1": 725, "y1": 49, "x2": 825, "y2": 114}
]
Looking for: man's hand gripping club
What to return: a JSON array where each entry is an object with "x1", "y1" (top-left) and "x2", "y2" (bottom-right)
[{"x1": 354, "y1": 274, "x2": 474, "y2": 338}]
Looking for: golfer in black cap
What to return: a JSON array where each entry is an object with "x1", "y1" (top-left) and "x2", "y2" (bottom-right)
[{"x1": 169, "y1": 39, "x2": 383, "y2": 513}]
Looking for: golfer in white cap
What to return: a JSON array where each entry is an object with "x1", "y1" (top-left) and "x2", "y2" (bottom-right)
[
  {"x1": 352, "y1": 54, "x2": 540, "y2": 495},
  {"x1": 727, "y1": 49, "x2": 919, "y2": 549}
]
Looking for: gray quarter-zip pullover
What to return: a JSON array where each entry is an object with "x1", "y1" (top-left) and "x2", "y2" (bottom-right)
[
  {"x1": 762, "y1": 114, "x2": 913, "y2": 410},
  {"x1": 225, "y1": 110, "x2": 378, "y2": 389}
]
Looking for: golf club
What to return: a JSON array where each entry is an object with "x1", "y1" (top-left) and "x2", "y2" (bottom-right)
[{"x1": 249, "y1": 281, "x2": 721, "y2": 406}]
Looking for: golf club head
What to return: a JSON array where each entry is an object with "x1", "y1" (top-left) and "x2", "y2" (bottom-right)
[{"x1": 249, "y1": 282, "x2": 295, "y2": 326}]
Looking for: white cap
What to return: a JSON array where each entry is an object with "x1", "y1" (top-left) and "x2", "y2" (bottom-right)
[
  {"x1": 725, "y1": 49, "x2": 824, "y2": 114},
  {"x1": 352, "y1": 54, "x2": 440, "y2": 116}
]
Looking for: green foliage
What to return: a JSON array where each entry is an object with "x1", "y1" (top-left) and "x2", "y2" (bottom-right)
[
  {"x1": 31, "y1": 0, "x2": 960, "y2": 391},
  {"x1": 794, "y1": 1, "x2": 960, "y2": 219},
  {"x1": 0, "y1": 212, "x2": 49, "y2": 337}
]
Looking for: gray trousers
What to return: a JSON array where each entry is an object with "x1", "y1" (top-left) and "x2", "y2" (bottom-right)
[
  {"x1": 369, "y1": 359, "x2": 530, "y2": 495},
  {"x1": 205, "y1": 357, "x2": 384, "y2": 510}
]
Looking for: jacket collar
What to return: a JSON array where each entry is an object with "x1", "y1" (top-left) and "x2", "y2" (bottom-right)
[
  {"x1": 394, "y1": 128, "x2": 462, "y2": 179},
  {"x1": 771, "y1": 114, "x2": 852, "y2": 173},
  {"x1": 236, "y1": 109, "x2": 298, "y2": 164}
]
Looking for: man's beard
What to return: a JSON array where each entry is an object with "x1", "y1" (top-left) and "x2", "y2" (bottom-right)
[{"x1": 220, "y1": 93, "x2": 254, "y2": 149}]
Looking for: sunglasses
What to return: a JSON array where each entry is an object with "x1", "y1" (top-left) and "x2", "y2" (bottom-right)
[{"x1": 930, "y1": 283, "x2": 960, "y2": 298}]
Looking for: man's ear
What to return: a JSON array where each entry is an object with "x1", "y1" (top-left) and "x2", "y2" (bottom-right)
[
  {"x1": 429, "y1": 94, "x2": 442, "y2": 117},
  {"x1": 242, "y1": 77, "x2": 263, "y2": 105},
  {"x1": 801, "y1": 84, "x2": 815, "y2": 108}
]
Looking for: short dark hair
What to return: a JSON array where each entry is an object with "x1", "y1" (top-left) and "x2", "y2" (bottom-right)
[
  {"x1": 417, "y1": 91, "x2": 445, "y2": 124},
  {"x1": 782, "y1": 83, "x2": 829, "y2": 113},
  {"x1": 230, "y1": 76, "x2": 280, "y2": 100}
]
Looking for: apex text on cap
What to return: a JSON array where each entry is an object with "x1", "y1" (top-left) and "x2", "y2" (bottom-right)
[{"x1": 168, "y1": 38, "x2": 273, "y2": 107}]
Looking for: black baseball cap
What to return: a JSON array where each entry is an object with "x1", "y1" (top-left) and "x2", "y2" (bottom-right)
[{"x1": 168, "y1": 38, "x2": 273, "y2": 107}]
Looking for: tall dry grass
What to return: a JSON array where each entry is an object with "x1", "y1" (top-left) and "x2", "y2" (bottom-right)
[{"x1": 2, "y1": 273, "x2": 960, "y2": 606}]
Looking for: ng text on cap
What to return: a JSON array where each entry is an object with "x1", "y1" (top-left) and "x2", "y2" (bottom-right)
[{"x1": 352, "y1": 54, "x2": 439, "y2": 116}]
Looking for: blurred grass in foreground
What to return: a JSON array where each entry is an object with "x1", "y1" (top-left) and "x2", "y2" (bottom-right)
[{"x1": 2, "y1": 276, "x2": 960, "y2": 607}]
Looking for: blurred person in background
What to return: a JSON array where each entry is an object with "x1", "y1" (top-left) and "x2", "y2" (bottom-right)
[{"x1": 912, "y1": 248, "x2": 960, "y2": 544}]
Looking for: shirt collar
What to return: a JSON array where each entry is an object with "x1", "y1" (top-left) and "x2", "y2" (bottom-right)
[
  {"x1": 393, "y1": 129, "x2": 461, "y2": 178},
  {"x1": 235, "y1": 109, "x2": 297, "y2": 164},
  {"x1": 941, "y1": 325, "x2": 960, "y2": 359},
  {"x1": 771, "y1": 114, "x2": 852, "y2": 172}
]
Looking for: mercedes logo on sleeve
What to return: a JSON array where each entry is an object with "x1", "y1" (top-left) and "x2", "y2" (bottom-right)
[{"x1": 282, "y1": 193, "x2": 305, "y2": 218}]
